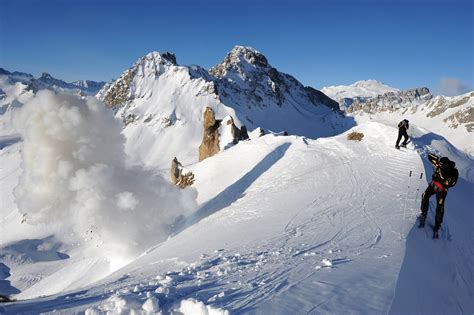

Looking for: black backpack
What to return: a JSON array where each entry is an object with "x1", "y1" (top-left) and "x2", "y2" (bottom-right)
[
  {"x1": 437, "y1": 158, "x2": 458, "y2": 188},
  {"x1": 398, "y1": 119, "x2": 409, "y2": 129}
]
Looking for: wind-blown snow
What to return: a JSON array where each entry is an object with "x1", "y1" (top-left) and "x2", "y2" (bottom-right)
[{"x1": 12, "y1": 90, "x2": 197, "y2": 259}]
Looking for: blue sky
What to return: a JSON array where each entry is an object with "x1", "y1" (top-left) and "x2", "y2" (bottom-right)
[{"x1": 0, "y1": 0, "x2": 472, "y2": 95}]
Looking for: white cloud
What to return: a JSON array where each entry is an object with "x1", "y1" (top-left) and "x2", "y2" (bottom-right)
[
  {"x1": 437, "y1": 77, "x2": 471, "y2": 96},
  {"x1": 13, "y1": 90, "x2": 197, "y2": 259}
]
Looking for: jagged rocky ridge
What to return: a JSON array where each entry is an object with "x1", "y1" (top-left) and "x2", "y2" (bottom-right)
[
  {"x1": 208, "y1": 46, "x2": 339, "y2": 112},
  {"x1": 97, "y1": 46, "x2": 351, "y2": 168},
  {"x1": 338, "y1": 87, "x2": 473, "y2": 132},
  {"x1": 342, "y1": 87, "x2": 432, "y2": 113},
  {"x1": 321, "y1": 81, "x2": 473, "y2": 153},
  {"x1": 98, "y1": 46, "x2": 342, "y2": 123}
]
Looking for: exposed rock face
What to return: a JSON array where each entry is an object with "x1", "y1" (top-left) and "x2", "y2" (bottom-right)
[
  {"x1": 97, "y1": 46, "x2": 346, "y2": 153},
  {"x1": 209, "y1": 46, "x2": 341, "y2": 113},
  {"x1": 240, "y1": 125, "x2": 250, "y2": 141},
  {"x1": 339, "y1": 87, "x2": 473, "y2": 133},
  {"x1": 98, "y1": 51, "x2": 178, "y2": 109},
  {"x1": 344, "y1": 88, "x2": 432, "y2": 114},
  {"x1": 304, "y1": 87, "x2": 340, "y2": 112},
  {"x1": 103, "y1": 69, "x2": 134, "y2": 109},
  {"x1": 197, "y1": 107, "x2": 249, "y2": 161},
  {"x1": 227, "y1": 116, "x2": 248, "y2": 144},
  {"x1": 199, "y1": 107, "x2": 221, "y2": 161},
  {"x1": 444, "y1": 106, "x2": 474, "y2": 131},
  {"x1": 433, "y1": 92, "x2": 474, "y2": 131},
  {"x1": 170, "y1": 157, "x2": 195, "y2": 188}
]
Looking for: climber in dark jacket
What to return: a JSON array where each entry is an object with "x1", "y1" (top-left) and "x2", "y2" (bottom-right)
[
  {"x1": 395, "y1": 119, "x2": 409, "y2": 149},
  {"x1": 419, "y1": 153, "x2": 458, "y2": 238}
]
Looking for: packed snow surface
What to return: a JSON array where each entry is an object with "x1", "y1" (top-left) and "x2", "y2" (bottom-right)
[{"x1": 1, "y1": 93, "x2": 473, "y2": 314}]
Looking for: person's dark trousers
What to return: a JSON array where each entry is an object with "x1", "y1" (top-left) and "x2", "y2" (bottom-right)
[
  {"x1": 396, "y1": 130, "x2": 409, "y2": 147},
  {"x1": 420, "y1": 183, "x2": 447, "y2": 230}
]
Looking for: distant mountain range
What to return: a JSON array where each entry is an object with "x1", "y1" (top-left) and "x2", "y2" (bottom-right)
[
  {"x1": 321, "y1": 80, "x2": 401, "y2": 101},
  {"x1": 0, "y1": 68, "x2": 106, "y2": 96},
  {"x1": 322, "y1": 80, "x2": 473, "y2": 153},
  {"x1": 1, "y1": 46, "x2": 472, "y2": 157}
]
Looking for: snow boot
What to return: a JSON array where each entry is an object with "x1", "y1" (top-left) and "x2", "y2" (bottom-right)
[
  {"x1": 418, "y1": 214, "x2": 426, "y2": 228},
  {"x1": 400, "y1": 144, "x2": 407, "y2": 148},
  {"x1": 395, "y1": 145, "x2": 400, "y2": 150},
  {"x1": 433, "y1": 225, "x2": 440, "y2": 239}
]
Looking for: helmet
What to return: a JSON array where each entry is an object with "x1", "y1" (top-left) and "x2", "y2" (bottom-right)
[{"x1": 440, "y1": 157, "x2": 450, "y2": 165}]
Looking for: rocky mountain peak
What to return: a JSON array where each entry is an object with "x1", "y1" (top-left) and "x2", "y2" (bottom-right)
[
  {"x1": 229, "y1": 45, "x2": 269, "y2": 68},
  {"x1": 209, "y1": 45, "x2": 269, "y2": 78},
  {"x1": 99, "y1": 51, "x2": 179, "y2": 108},
  {"x1": 140, "y1": 51, "x2": 177, "y2": 67},
  {"x1": 131, "y1": 51, "x2": 179, "y2": 79},
  {"x1": 0, "y1": 68, "x2": 11, "y2": 76},
  {"x1": 407, "y1": 87, "x2": 432, "y2": 98},
  {"x1": 40, "y1": 72, "x2": 54, "y2": 80}
]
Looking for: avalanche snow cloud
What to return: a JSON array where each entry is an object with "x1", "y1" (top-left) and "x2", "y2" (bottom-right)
[{"x1": 12, "y1": 90, "x2": 197, "y2": 258}]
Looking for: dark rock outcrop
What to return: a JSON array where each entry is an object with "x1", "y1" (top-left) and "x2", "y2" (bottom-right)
[
  {"x1": 344, "y1": 87, "x2": 433, "y2": 114},
  {"x1": 198, "y1": 107, "x2": 221, "y2": 161},
  {"x1": 240, "y1": 125, "x2": 249, "y2": 140},
  {"x1": 170, "y1": 157, "x2": 195, "y2": 188}
]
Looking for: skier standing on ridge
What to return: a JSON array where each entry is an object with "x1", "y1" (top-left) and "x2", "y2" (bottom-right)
[
  {"x1": 395, "y1": 119, "x2": 410, "y2": 149},
  {"x1": 418, "y1": 153, "x2": 458, "y2": 239}
]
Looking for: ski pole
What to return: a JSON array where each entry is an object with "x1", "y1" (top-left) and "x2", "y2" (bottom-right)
[
  {"x1": 403, "y1": 170, "x2": 412, "y2": 219},
  {"x1": 412, "y1": 172, "x2": 423, "y2": 218}
]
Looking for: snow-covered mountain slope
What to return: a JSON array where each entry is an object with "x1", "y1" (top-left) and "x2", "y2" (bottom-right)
[
  {"x1": 0, "y1": 68, "x2": 105, "y2": 96},
  {"x1": 0, "y1": 69, "x2": 34, "y2": 84},
  {"x1": 98, "y1": 47, "x2": 352, "y2": 169},
  {"x1": 71, "y1": 80, "x2": 107, "y2": 95},
  {"x1": 97, "y1": 51, "x2": 230, "y2": 169},
  {"x1": 0, "y1": 77, "x2": 34, "y2": 135},
  {"x1": 2, "y1": 120, "x2": 473, "y2": 314},
  {"x1": 350, "y1": 91, "x2": 473, "y2": 154},
  {"x1": 208, "y1": 46, "x2": 341, "y2": 126},
  {"x1": 322, "y1": 80, "x2": 473, "y2": 155},
  {"x1": 321, "y1": 79, "x2": 400, "y2": 101}
]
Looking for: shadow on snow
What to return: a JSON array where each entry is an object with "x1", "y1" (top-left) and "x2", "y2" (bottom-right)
[
  {"x1": 188, "y1": 142, "x2": 291, "y2": 226},
  {"x1": 389, "y1": 132, "x2": 474, "y2": 314}
]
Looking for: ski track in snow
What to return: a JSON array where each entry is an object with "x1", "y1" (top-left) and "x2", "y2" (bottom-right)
[{"x1": 1, "y1": 121, "x2": 473, "y2": 314}]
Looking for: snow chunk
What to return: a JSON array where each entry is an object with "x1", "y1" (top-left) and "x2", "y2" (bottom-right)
[
  {"x1": 142, "y1": 296, "x2": 160, "y2": 313},
  {"x1": 99, "y1": 295, "x2": 128, "y2": 313},
  {"x1": 179, "y1": 298, "x2": 229, "y2": 315}
]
